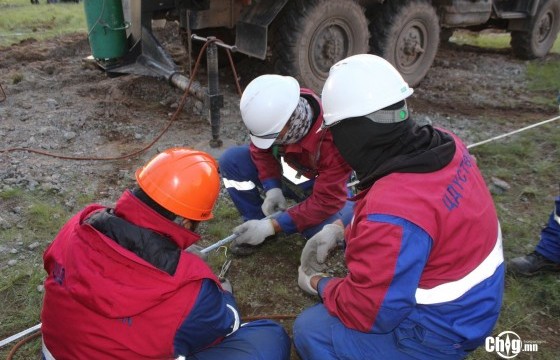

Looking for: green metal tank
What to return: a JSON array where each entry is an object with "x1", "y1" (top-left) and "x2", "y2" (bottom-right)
[{"x1": 84, "y1": 0, "x2": 128, "y2": 60}]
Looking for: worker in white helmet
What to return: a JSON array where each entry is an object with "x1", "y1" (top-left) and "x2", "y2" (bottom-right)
[
  {"x1": 294, "y1": 54, "x2": 504, "y2": 359},
  {"x1": 219, "y1": 74, "x2": 354, "y2": 256}
]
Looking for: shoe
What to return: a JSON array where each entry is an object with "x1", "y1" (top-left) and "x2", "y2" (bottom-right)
[
  {"x1": 508, "y1": 251, "x2": 560, "y2": 276},
  {"x1": 229, "y1": 242, "x2": 258, "y2": 256}
]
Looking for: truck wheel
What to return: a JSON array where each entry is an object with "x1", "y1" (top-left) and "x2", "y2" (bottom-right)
[
  {"x1": 510, "y1": 0, "x2": 560, "y2": 59},
  {"x1": 272, "y1": 0, "x2": 369, "y2": 93},
  {"x1": 368, "y1": 0, "x2": 440, "y2": 87}
]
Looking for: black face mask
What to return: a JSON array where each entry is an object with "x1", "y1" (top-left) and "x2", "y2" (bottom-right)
[{"x1": 330, "y1": 117, "x2": 456, "y2": 190}]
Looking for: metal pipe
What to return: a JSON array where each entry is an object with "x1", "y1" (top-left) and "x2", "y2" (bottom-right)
[
  {"x1": 169, "y1": 72, "x2": 207, "y2": 101},
  {"x1": 0, "y1": 323, "x2": 41, "y2": 348},
  {"x1": 205, "y1": 38, "x2": 223, "y2": 148}
]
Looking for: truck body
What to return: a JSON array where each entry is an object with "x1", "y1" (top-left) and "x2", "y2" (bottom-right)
[{"x1": 96, "y1": 0, "x2": 560, "y2": 92}]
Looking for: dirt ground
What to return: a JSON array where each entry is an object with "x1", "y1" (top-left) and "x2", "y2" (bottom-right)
[
  {"x1": 1, "y1": 25, "x2": 558, "y2": 202},
  {"x1": 1, "y1": 23, "x2": 559, "y2": 357}
]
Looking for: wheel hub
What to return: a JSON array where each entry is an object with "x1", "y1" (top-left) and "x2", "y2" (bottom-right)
[
  {"x1": 311, "y1": 21, "x2": 350, "y2": 76},
  {"x1": 399, "y1": 25, "x2": 425, "y2": 66},
  {"x1": 536, "y1": 12, "x2": 553, "y2": 44}
]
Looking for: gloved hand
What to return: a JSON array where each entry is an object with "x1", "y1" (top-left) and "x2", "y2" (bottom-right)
[
  {"x1": 220, "y1": 278, "x2": 233, "y2": 293},
  {"x1": 233, "y1": 219, "x2": 275, "y2": 246},
  {"x1": 186, "y1": 244, "x2": 208, "y2": 262},
  {"x1": 298, "y1": 265, "x2": 325, "y2": 296},
  {"x1": 300, "y1": 224, "x2": 344, "y2": 273},
  {"x1": 261, "y1": 188, "x2": 287, "y2": 216}
]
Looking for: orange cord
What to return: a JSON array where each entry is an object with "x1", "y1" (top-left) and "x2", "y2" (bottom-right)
[
  {"x1": 0, "y1": 38, "x2": 243, "y2": 160},
  {"x1": 6, "y1": 331, "x2": 41, "y2": 360}
]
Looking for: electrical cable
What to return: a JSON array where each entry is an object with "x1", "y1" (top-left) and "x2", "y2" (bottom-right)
[
  {"x1": 467, "y1": 115, "x2": 560, "y2": 149},
  {"x1": 6, "y1": 331, "x2": 41, "y2": 360},
  {"x1": 0, "y1": 38, "x2": 243, "y2": 160}
]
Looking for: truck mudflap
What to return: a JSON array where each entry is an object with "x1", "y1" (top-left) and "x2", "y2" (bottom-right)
[{"x1": 234, "y1": 0, "x2": 289, "y2": 59}]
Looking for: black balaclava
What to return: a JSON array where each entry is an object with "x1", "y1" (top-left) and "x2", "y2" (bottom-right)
[{"x1": 330, "y1": 102, "x2": 456, "y2": 191}]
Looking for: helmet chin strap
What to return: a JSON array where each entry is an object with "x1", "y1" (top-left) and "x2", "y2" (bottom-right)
[{"x1": 364, "y1": 104, "x2": 409, "y2": 124}]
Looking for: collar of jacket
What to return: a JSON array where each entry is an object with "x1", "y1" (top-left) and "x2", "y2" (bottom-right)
[{"x1": 113, "y1": 190, "x2": 201, "y2": 250}]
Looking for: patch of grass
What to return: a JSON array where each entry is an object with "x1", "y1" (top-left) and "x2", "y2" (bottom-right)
[
  {"x1": 0, "y1": 0, "x2": 86, "y2": 48},
  {"x1": 12, "y1": 73, "x2": 23, "y2": 84},
  {"x1": 527, "y1": 61, "x2": 560, "y2": 93},
  {"x1": 0, "y1": 188, "x2": 86, "y2": 359},
  {"x1": 452, "y1": 29, "x2": 512, "y2": 49},
  {"x1": 203, "y1": 197, "x2": 243, "y2": 240},
  {"x1": 466, "y1": 122, "x2": 560, "y2": 359},
  {"x1": 451, "y1": 28, "x2": 560, "y2": 54},
  {"x1": 0, "y1": 187, "x2": 23, "y2": 200}
]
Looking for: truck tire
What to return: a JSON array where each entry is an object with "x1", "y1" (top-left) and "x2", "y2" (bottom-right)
[
  {"x1": 272, "y1": 0, "x2": 369, "y2": 93},
  {"x1": 368, "y1": 0, "x2": 440, "y2": 87},
  {"x1": 510, "y1": 0, "x2": 560, "y2": 59}
]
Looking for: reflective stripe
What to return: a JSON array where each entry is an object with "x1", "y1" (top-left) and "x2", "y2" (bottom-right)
[
  {"x1": 554, "y1": 211, "x2": 559, "y2": 225},
  {"x1": 281, "y1": 157, "x2": 310, "y2": 185},
  {"x1": 225, "y1": 304, "x2": 241, "y2": 336},
  {"x1": 223, "y1": 178, "x2": 256, "y2": 191},
  {"x1": 42, "y1": 338, "x2": 56, "y2": 360},
  {"x1": 415, "y1": 225, "x2": 503, "y2": 305}
]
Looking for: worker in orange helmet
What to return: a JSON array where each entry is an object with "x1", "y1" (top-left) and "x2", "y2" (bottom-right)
[{"x1": 40, "y1": 148, "x2": 291, "y2": 360}]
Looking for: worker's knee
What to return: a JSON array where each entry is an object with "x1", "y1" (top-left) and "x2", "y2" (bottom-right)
[
  {"x1": 218, "y1": 145, "x2": 251, "y2": 177},
  {"x1": 235, "y1": 320, "x2": 291, "y2": 359}
]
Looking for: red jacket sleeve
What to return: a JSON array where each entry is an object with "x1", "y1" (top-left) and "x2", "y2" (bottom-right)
[{"x1": 284, "y1": 138, "x2": 351, "y2": 232}]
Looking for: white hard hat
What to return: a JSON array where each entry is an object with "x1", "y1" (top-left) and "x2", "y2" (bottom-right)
[
  {"x1": 321, "y1": 54, "x2": 414, "y2": 126},
  {"x1": 240, "y1": 74, "x2": 300, "y2": 149}
]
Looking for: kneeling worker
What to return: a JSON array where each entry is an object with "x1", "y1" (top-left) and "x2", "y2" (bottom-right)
[{"x1": 41, "y1": 148, "x2": 291, "y2": 360}]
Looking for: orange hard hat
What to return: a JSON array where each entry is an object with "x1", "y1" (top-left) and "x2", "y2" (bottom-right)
[{"x1": 135, "y1": 148, "x2": 220, "y2": 221}]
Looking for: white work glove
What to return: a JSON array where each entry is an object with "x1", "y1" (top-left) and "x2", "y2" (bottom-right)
[
  {"x1": 298, "y1": 265, "x2": 325, "y2": 296},
  {"x1": 186, "y1": 244, "x2": 208, "y2": 262},
  {"x1": 233, "y1": 219, "x2": 275, "y2": 246},
  {"x1": 261, "y1": 188, "x2": 287, "y2": 216},
  {"x1": 300, "y1": 224, "x2": 344, "y2": 273}
]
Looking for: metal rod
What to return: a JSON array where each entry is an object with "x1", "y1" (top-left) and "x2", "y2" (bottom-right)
[
  {"x1": 206, "y1": 39, "x2": 223, "y2": 148},
  {"x1": 191, "y1": 34, "x2": 238, "y2": 51},
  {"x1": 0, "y1": 323, "x2": 41, "y2": 348},
  {"x1": 201, "y1": 233, "x2": 239, "y2": 254}
]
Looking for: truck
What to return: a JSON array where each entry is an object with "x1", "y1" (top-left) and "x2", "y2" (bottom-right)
[{"x1": 85, "y1": 0, "x2": 560, "y2": 93}]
